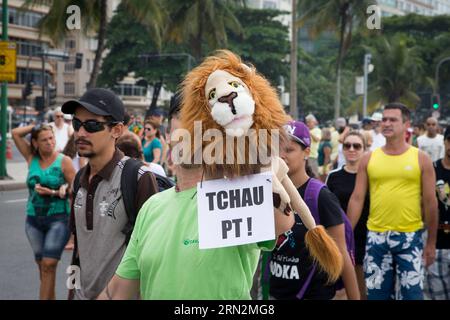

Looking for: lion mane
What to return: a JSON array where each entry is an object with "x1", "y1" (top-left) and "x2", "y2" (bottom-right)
[{"x1": 180, "y1": 50, "x2": 288, "y2": 178}]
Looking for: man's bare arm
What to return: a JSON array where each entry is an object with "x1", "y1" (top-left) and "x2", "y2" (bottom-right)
[
  {"x1": 97, "y1": 274, "x2": 140, "y2": 300},
  {"x1": 347, "y1": 152, "x2": 371, "y2": 230},
  {"x1": 419, "y1": 151, "x2": 438, "y2": 267}
]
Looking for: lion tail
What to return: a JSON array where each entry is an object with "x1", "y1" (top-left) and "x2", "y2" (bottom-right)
[{"x1": 305, "y1": 226, "x2": 343, "y2": 283}]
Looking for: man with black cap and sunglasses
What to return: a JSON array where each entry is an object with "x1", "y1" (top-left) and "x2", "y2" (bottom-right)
[{"x1": 62, "y1": 88, "x2": 158, "y2": 300}]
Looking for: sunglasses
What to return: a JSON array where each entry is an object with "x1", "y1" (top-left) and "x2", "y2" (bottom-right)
[
  {"x1": 144, "y1": 127, "x2": 153, "y2": 131},
  {"x1": 72, "y1": 118, "x2": 118, "y2": 133},
  {"x1": 31, "y1": 123, "x2": 53, "y2": 134},
  {"x1": 55, "y1": 115, "x2": 64, "y2": 119},
  {"x1": 343, "y1": 142, "x2": 363, "y2": 151}
]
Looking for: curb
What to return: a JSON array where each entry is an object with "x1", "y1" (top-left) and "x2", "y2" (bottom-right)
[{"x1": 0, "y1": 182, "x2": 27, "y2": 192}]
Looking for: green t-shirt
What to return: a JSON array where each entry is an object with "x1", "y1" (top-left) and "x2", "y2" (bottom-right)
[
  {"x1": 116, "y1": 187, "x2": 275, "y2": 300},
  {"x1": 26, "y1": 154, "x2": 69, "y2": 217}
]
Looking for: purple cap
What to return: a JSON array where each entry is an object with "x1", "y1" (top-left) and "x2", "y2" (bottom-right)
[{"x1": 283, "y1": 121, "x2": 311, "y2": 148}]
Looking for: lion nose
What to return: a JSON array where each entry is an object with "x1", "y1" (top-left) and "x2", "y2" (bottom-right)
[{"x1": 218, "y1": 92, "x2": 238, "y2": 115}]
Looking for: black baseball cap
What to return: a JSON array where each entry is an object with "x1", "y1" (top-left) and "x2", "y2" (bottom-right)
[{"x1": 61, "y1": 88, "x2": 125, "y2": 122}]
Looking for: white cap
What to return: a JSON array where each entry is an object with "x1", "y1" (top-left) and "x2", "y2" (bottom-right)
[
  {"x1": 63, "y1": 114, "x2": 72, "y2": 120},
  {"x1": 371, "y1": 112, "x2": 383, "y2": 122},
  {"x1": 335, "y1": 117, "x2": 346, "y2": 128}
]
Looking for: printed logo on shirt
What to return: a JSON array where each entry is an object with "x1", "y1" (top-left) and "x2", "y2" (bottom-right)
[
  {"x1": 436, "y1": 179, "x2": 450, "y2": 210},
  {"x1": 269, "y1": 260, "x2": 300, "y2": 280},
  {"x1": 74, "y1": 190, "x2": 84, "y2": 209},
  {"x1": 275, "y1": 229, "x2": 296, "y2": 250},
  {"x1": 183, "y1": 239, "x2": 199, "y2": 246}
]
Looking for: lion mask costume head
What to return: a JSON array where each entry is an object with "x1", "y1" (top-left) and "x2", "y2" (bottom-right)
[{"x1": 180, "y1": 50, "x2": 288, "y2": 178}]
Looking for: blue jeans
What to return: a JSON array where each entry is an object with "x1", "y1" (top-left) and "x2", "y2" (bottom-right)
[
  {"x1": 25, "y1": 214, "x2": 70, "y2": 261},
  {"x1": 364, "y1": 230, "x2": 424, "y2": 300}
]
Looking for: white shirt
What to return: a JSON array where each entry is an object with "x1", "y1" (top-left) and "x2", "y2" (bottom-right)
[
  {"x1": 370, "y1": 130, "x2": 386, "y2": 151},
  {"x1": 50, "y1": 122, "x2": 73, "y2": 152},
  {"x1": 336, "y1": 143, "x2": 346, "y2": 169},
  {"x1": 147, "y1": 163, "x2": 167, "y2": 177},
  {"x1": 417, "y1": 134, "x2": 445, "y2": 162}
]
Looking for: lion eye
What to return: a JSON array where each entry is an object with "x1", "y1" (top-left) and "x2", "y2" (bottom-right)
[
  {"x1": 228, "y1": 81, "x2": 240, "y2": 88},
  {"x1": 208, "y1": 88, "x2": 216, "y2": 100}
]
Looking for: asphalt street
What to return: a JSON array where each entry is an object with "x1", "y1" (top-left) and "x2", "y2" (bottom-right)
[{"x1": 0, "y1": 189, "x2": 72, "y2": 300}]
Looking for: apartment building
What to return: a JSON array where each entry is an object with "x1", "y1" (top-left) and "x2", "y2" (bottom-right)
[
  {"x1": 378, "y1": 0, "x2": 450, "y2": 16},
  {"x1": 1, "y1": 0, "x2": 54, "y2": 112}
]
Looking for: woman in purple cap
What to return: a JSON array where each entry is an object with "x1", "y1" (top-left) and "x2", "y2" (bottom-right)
[{"x1": 267, "y1": 120, "x2": 359, "y2": 300}]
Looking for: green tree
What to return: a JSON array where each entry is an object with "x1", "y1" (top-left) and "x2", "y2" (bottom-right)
[
  {"x1": 164, "y1": 0, "x2": 244, "y2": 61},
  {"x1": 367, "y1": 35, "x2": 424, "y2": 107},
  {"x1": 97, "y1": 3, "x2": 188, "y2": 92},
  {"x1": 297, "y1": 0, "x2": 376, "y2": 119},
  {"x1": 344, "y1": 13, "x2": 450, "y2": 116},
  {"x1": 23, "y1": 0, "x2": 164, "y2": 89},
  {"x1": 297, "y1": 50, "x2": 356, "y2": 121},
  {"x1": 227, "y1": 8, "x2": 290, "y2": 87}
]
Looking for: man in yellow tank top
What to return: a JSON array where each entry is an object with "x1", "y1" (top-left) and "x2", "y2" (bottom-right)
[{"x1": 348, "y1": 103, "x2": 438, "y2": 300}]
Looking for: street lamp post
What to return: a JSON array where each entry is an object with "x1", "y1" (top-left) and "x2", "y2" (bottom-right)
[
  {"x1": 363, "y1": 53, "x2": 372, "y2": 118},
  {"x1": 290, "y1": 0, "x2": 298, "y2": 120},
  {"x1": 0, "y1": 0, "x2": 9, "y2": 179},
  {"x1": 37, "y1": 48, "x2": 69, "y2": 121}
]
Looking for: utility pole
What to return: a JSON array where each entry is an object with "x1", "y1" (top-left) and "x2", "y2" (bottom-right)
[
  {"x1": 0, "y1": 0, "x2": 9, "y2": 179},
  {"x1": 290, "y1": 0, "x2": 298, "y2": 120},
  {"x1": 363, "y1": 53, "x2": 372, "y2": 118}
]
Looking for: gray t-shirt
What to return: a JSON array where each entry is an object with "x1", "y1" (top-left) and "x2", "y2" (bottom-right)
[{"x1": 72, "y1": 152, "x2": 157, "y2": 299}]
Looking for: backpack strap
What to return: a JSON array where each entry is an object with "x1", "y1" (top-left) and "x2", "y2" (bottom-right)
[
  {"x1": 296, "y1": 263, "x2": 317, "y2": 300},
  {"x1": 304, "y1": 178, "x2": 325, "y2": 224},
  {"x1": 297, "y1": 178, "x2": 325, "y2": 299},
  {"x1": 72, "y1": 167, "x2": 84, "y2": 200},
  {"x1": 120, "y1": 158, "x2": 144, "y2": 244},
  {"x1": 68, "y1": 167, "x2": 85, "y2": 300}
]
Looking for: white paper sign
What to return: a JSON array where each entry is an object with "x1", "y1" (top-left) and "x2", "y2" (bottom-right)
[{"x1": 197, "y1": 172, "x2": 275, "y2": 249}]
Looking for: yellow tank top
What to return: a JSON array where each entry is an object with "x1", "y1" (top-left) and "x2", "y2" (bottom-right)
[{"x1": 367, "y1": 147, "x2": 423, "y2": 232}]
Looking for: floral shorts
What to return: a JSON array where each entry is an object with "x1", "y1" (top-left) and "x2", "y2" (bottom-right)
[{"x1": 364, "y1": 230, "x2": 424, "y2": 300}]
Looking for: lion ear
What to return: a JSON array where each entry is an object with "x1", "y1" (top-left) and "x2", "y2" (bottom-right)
[{"x1": 240, "y1": 63, "x2": 254, "y2": 75}]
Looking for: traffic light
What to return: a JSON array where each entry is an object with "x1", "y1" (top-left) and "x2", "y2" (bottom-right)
[
  {"x1": 35, "y1": 96, "x2": 45, "y2": 111},
  {"x1": 22, "y1": 80, "x2": 33, "y2": 99},
  {"x1": 75, "y1": 52, "x2": 83, "y2": 69},
  {"x1": 48, "y1": 85, "x2": 56, "y2": 106},
  {"x1": 432, "y1": 94, "x2": 440, "y2": 110}
]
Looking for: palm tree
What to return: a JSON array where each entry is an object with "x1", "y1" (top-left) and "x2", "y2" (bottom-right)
[
  {"x1": 297, "y1": 0, "x2": 377, "y2": 119},
  {"x1": 347, "y1": 35, "x2": 425, "y2": 115},
  {"x1": 23, "y1": 0, "x2": 164, "y2": 89},
  {"x1": 368, "y1": 35, "x2": 424, "y2": 106},
  {"x1": 164, "y1": 0, "x2": 244, "y2": 61}
]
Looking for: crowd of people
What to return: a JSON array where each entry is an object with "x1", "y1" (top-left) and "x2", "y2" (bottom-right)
[{"x1": 11, "y1": 86, "x2": 450, "y2": 300}]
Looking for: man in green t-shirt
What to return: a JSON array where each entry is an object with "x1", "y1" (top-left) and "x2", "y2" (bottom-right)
[
  {"x1": 97, "y1": 103, "x2": 295, "y2": 300},
  {"x1": 97, "y1": 164, "x2": 294, "y2": 300}
]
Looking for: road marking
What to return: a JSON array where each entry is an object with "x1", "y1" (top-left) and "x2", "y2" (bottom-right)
[{"x1": 4, "y1": 198, "x2": 27, "y2": 204}]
